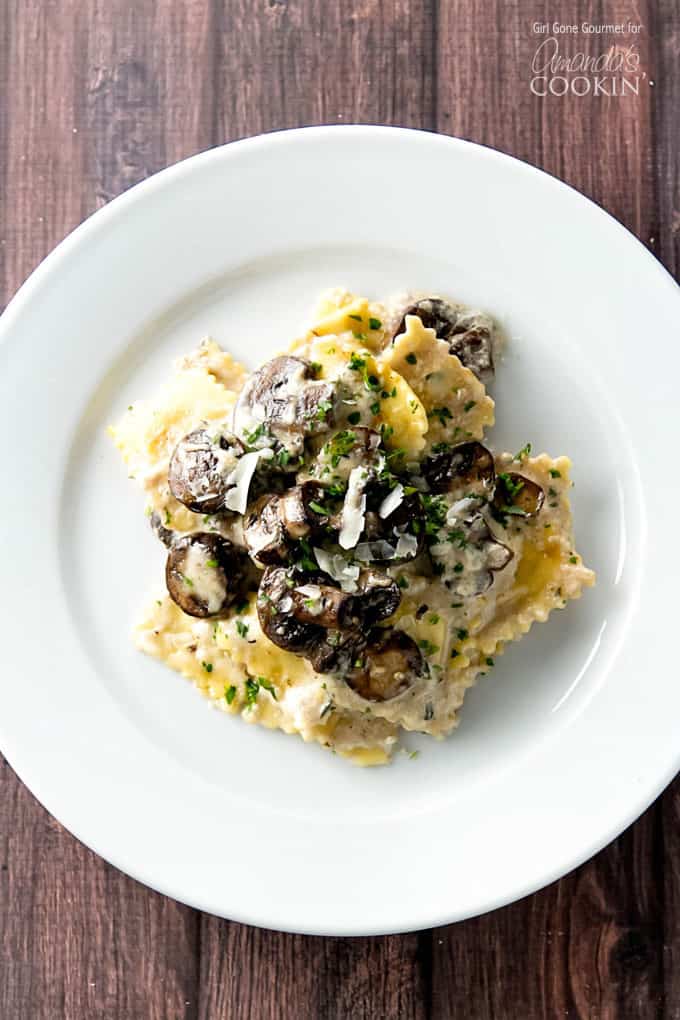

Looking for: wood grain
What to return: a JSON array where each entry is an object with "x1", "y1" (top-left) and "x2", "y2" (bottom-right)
[
  {"x1": 0, "y1": 2, "x2": 209, "y2": 1018},
  {"x1": 1, "y1": 0, "x2": 679, "y2": 1017}
]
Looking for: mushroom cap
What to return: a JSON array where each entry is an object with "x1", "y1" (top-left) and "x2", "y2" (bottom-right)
[
  {"x1": 244, "y1": 482, "x2": 334, "y2": 567},
  {"x1": 168, "y1": 426, "x2": 245, "y2": 514},
  {"x1": 394, "y1": 298, "x2": 494, "y2": 382},
  {"x1": 423, "y1": 442, "x2": 496, "y2": 500},
  {"x1": 257, "y1": 565, "x2": 323, "y2": 653},
  {"x1": 233, "y1": 355, "x2": 336, "y2": 462},
  {"x1": 243, "y1": 494, "x2": 288, "y2": 567},
  {"x1": 345, "y1": 629, "x2": 427, "y2": 702},
  {"x1": 358, "y1": 490, "x2": 425, "y2": 564},
  {"x1": 165, "y1": 532, "x2": 247, "y2": 617},
  {"x1": 394, "y1": 298, "x2": 460, "y2": 341},
  {"x1": 493, "y1": 472, "x2": 545, "y2": 519}
]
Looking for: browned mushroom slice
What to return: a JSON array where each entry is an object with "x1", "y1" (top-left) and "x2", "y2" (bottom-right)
[
  {"x1": 278, "y1": 481, "x2": 332, "y2": 539},
  {"x1": 394, "y1": 299, "x2": 494, "y2": 382},
  {"x1": 243, "y1": 494, "x2": 288, "y2": 566},
  {"x1": 168, "y1": 426, "x2": 245, "y2": 514},
  {"x1": 345, "y1": 629, "x2": 426, "y2": 701},
  {"x1": 352, "y1": 570, "x2": 401, "y2": 624},
  {"x1": 165, "y1": 532, "x2": 247, "y2": 617},
  {"x1": 257, "y1": 565, "x2": 324, "y2": 653},
  {"x1": 357, "y1": 490, "x2": 425, "y2": 564},
  {"x1": 393, "y1": 298, "x2": 460, "y2": 342},
  {"x1": 429, "y1": 513, "x2": 513, "y2": 598},
  {"x1": 233, "y1": 355, "x2": 336, "y2": 461},
  {"x1": 493, "y1": 472, "x2": 544, "y2": 519},
  {"x1": 422, "y1": 442, "x2": 495, "y2": 500},
  {"x1": 149, "y1": 510, "x2": 174, "y2": 548},
  {"x1": 448, "y1": 323, "x2": 494, "y2": 383}
]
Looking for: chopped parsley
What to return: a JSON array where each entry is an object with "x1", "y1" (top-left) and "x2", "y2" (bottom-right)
[
  {"x1": 308, "y1": 500, "x2": 330, "y2": 516},
  {"x1": 348, "y1": 313, "x2": 363, "y2": 322},
  {"x1": 428, "y1": 613, "x2": 440, "y2": 625},
  {"x1": 316, "y1": 398, "x2": 333, "y2": 420},
  {"x1": 180, "y1": 573, "x2": 194, "y2": 587},
  {"x1": 430, "y1": 406, "x2": 453, "y2": 426},
  {"x1": 325, "y1": 429, "x2": 357, "y2": 467},
  {"x1": 456, "y1": 628, "x2": 469, "y2": 641},
  {"x1": 225, "y1": 684, "x2": 237, "y2": 705},
  {"x1": 236, "y1": 620, "x2": 249, "y2": 639},
  {"x1": 463, "y1": 400, "x2": 476, "y2": 412},
  {"x1": 569, "y1": 555, "x2": 578, "y2": 564},
  {"x1": 205, "y1": 558, "x2": 219, "y2": 568},
  {"x1": 347, "y1": 411, "x2": 361, "y2": 425},
  {"x1": 369, "y1": 317, "x2": 382, "y2": 330},
  {"x1": 309, "y1": 361, "x2": 323, "y2": 376},
  {"x1": 277, "y1": 448, "x2": 291, "y2": 468},
  {"x1": 370, "y1": 400, "x2": 380, "y2": 415},
  {"x1": 201, "y1": 661, "x2": 213, "y2": 673},
  {"x1": 453, "y1": 563, "x2": 464, "y2": 574},
  {"x1": 549, "y1": 468, "x2": 561, "y2": 478},
  {"x1": 348, "y1": 352, "x2": 366, "y2": 371},
  {"x1": 514, "y1": 442, "x2": 532, "y2": 461},
  {"x1": 244, "y1": 422, "x2": 266, "y2": 446},
  {"x1": 397, "y1": 575, "x2": 409, "y2": 589},
  {"x1": 405, "y1": 352, "x2": 417, "y2": 365},
  {"x1": 418, "y1": 639, "x2": 439, "y2": 656},
  {"x1": 485, "y1": 657, "x2": 495, "y2": 667},
  {"x1": 497, "y1": 472, "x2": 525, "y2": 498}
]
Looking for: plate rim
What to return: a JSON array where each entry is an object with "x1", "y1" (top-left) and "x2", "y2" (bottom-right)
[{"x1": 1, "y1": 124, "x2": 679, "y2": 936}]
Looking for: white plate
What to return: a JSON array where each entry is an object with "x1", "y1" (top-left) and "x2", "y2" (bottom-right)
[{"x1": 0, "y1": 126, "x2": 678, "y2": 936}]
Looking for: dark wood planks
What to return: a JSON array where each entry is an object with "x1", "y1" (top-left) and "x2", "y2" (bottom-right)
[
  {"x1": 433, "y1": 2, "x2": 673, "y2": 1018},
  {"x1": 198, "y1": 916, "x2": 430, "y2": 1020},
  {"x1": 0, "y1": 1, "x2": 213, "y2": 1017},
  {"x1": 215, "y1": 0, "x2": 436, "y2": 140}
]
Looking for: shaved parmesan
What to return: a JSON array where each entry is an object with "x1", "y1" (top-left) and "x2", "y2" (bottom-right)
[
  {"x1": 379, "y1": 483, "x2": 404, "y2": 519},
  {"x1": 354, "y1": 540, "x2": 396, "y2": 562},
  {"x1": 339, "y1": 466, "x2": 367, "y2": 550},
  {"x1": 395, "y1": 532, "x2": 418, "y2": 559},
  {"x1": 223, "y1": 450, "x2": 266, "y2": 514},
  {"x1": 313, "y1": 548, "x2": 360, "y2": 592}
]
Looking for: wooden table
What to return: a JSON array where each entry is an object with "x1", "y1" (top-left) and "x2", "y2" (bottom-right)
[{"x1": 1, "y1": 2, "x2": 678, "y2": 1017}]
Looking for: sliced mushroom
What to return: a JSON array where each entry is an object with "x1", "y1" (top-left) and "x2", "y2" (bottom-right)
[
  {"x1": 257, "y1": 565, "x2": 322, "y2": 653},
  {"x1": 345, "y1": 629, "x2": 426, "y2": 701},
  {"x1": 493, "y1": 472, "x2": 544, "y2": 519},
  {"x1": 257, "y1": 565, "x2": 401, "y2": 670},
  {"x1": 278, "y1": 481, "x2": 332, "y2": 539},
  {"x1": 357, "y1": 491, "x2": 425, "y2": 564},
  {"x1": 165, "y1": 532, "x2": 247, "y2": 617},
  {"x1": 429, "y1": 512, "x2": 513, "y2": 598},
  {"x1": 168, "y1": 426, "x2": 245, "y2": 514},
  {"x1": 233, "y1": 356, "x2": 336, "y2": 462},
  {"x1": 244, "y1": 482, "x2": 334, "y2": 567},
  {"x1": 394, "y1": 299, "x2": 494, "y2": 382},
  {"x1": 394, "y1": 298, "x2": 460, "y2": 342},
  {"x1": 352, "y1": 569, "x2": 401, "y2": 624},
  {"x1": 448, "y1": 322, "x2": 494, "y2": 383},
  {"x1": 423, "y1": 442, "x2": 495, "y2": 500},
  {"x1": 149, "y1": 510, "x2": 174, "y2": 548},
  {"x1": 243, "y1": 494, "x2": 287, "y2": 566}
]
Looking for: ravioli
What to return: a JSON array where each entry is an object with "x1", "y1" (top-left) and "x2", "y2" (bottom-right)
[{"x1": 111, "y1": 290, "x2": 595, "y2": 764}]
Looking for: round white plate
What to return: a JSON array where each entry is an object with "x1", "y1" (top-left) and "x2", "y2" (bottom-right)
[{"x1": 0, "y1": 126, "x2": 678, "y2": 936}]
